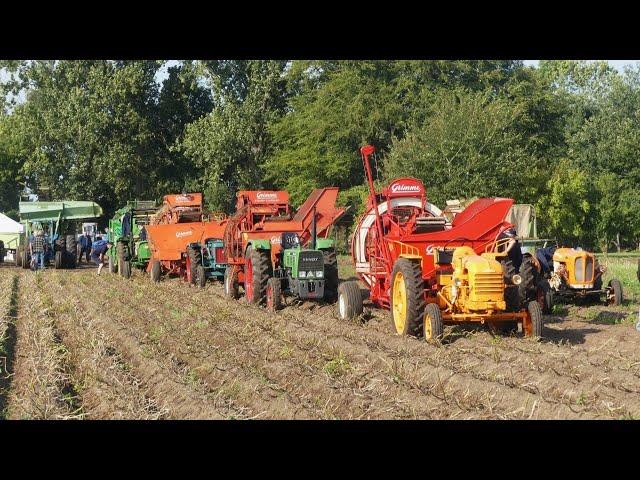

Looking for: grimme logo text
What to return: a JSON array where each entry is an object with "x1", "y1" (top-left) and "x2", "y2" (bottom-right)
[
  {"x1": 176, "y1": 230, "x2": 193, "y2": 238},
  {"x1": 257, "y1": 192, "x2": 278, "y2": 200},
  {"x1": 390, "y1": 184, "x2": 421, "y2": 193}
]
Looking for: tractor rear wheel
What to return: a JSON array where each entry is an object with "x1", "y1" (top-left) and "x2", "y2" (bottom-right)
[
  {"x1": 244, "y1": 247, "x2": 271, "y2": 304},
  {"x1": 65, "y1": 234, "x2": 77, "y2": 268},
  {"x1": 54, "y1": 251, "x2": 63, "y2": 269},
  {"x1": 266, "y1": 277, "x2": 283, "y2": 311},
  {"x1": 224, "y1": 266, "x2": 239, "y2": 299},
  {"x1": 390, "y1": 258, "x2": 425, "y2": 336},
  {"x1": 537, "y1": 279, "x2": 553, "y2": 314},
  {"x1": 337, "y1": 281, "x2": 363, "y2": 320},
  {"x1": 423, "y1": 303, "x2": 444, "y2": 342},
  {"x1": 518, "y1": 254, "x2": 538, "y2": 305},
  {"x1": 322, "y1": 248, "x2": 339, "y2": 302},
  {"x1": 108, "y1": 255, "x2": 116, "y2": 274},
  {"x1": 608, "y1": 278, "x2": 623, "y2": 306},
  {"x1": 15, "y1": 246, "x2": 22, "y2": 267},
  {"x1": 151, "y1": 260, "x2": 161, "y2": 283},
  {"x1": 501, "y1": 259, "x2": 520, "y2": 312},
  {"x1": 524, "y1": 300, "x2": 543, "y2": 339},
  {"x1": 196, "y1": 265, "x2": 206, "y2": 288}
]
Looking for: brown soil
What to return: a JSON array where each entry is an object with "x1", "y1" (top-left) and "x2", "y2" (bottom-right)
[{"x1": 1, "y1": 263, "x2": 639, "y2": 419}]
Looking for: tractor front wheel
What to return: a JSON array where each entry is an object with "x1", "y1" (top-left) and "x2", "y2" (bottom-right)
[
  {"x1": 266, "y1": 277, "x2": 283, "y2": 311},
  {"x1": 121, "y1": 260, "x2": 131, "y2": 279},
  {"x1": 151, "y1": 260, "x2": 161, "y2": 283},
  {"x1": 244, "y1": 247, "x2": 271, "y2": 304},
  {"x1": 224, "y1": 266, "x2": 239, "y2": 299},
  {"x1": 423, "y1": 303, "x2": 444, "y2": 342},
  {"x1": 607, "y1": 278, "x2": 623, "y2": 306},
  {"x1": 524, "y1": 300, "x2": 543, "y2": 339},
  {"x1": 337, "y1": 281, "x2": 363, "y2": 320},
  {"x1": 391, "y1": 258, "x2": 425, "y2": 336},
  {"x1": 322, "y1": 248, "x2": 339, "y2": 302},
  {"x1": 196, "y1": 265, "x2": 206, "y2": 288}
]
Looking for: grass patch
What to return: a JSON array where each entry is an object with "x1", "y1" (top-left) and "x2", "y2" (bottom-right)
[
  {"x1": 323, "y1": 351, "x2": 351, "y2": 378},
  {"x1": 597, "y1": 255, "x2": 640, "y2": 303}
]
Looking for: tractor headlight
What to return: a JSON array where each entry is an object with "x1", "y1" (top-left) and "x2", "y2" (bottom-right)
[
  {"x1": 316, "y1": 271, "x2": 324, "y2": 278},
  {"x1": 511, "y1": 274, "x2": 522, "y2": 285},
  {"x1": 299, "y1": 271, "x2": 306, "y2": 278}
]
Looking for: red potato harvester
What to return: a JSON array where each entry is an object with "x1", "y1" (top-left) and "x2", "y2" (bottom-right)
[
  {"x1": 145, "y1": 193, "x2": 228, "y2": 287},
  {"x1": 337, "y1": 145, "x2": 544, "y2": 340},
  {"x1": 222, "y1": 188, "x2": 346, "y2": 304}
]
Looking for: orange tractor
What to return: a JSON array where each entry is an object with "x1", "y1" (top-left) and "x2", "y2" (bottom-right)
[
  {"x1": 338, "y1": 145, "x2": 544, "y2": 340},
  {"x1": 145, "y1": 193, "x2": 228, "y2": 287},
  {"x1": 222, "y1": 189, "x2": 346, "y2": 307}
]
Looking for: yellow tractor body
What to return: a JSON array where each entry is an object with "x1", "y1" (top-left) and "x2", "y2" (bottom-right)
[{"x1": 552, "y1": 247, "x2": 597, "y2": 289}]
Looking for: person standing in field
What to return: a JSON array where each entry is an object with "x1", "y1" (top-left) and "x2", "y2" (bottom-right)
[
  {"x1": 90, "y1": 237, "x2": 112, "y2": 275},
  {"x1": 78, "y1": 232, "x2": 92, "y2": 263},
  {"x1": 30, "y1": 229, "x2": 46, "y2": 270}
]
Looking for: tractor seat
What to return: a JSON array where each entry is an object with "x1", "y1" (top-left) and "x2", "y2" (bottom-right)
[
  {"x1": 281, "y1": 232, "x2": 301, "y2": 250},
  {"x1": 414, "y1": 216, "x2": 448, "y2": 233}
]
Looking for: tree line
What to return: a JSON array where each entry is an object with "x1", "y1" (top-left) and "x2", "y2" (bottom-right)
[{"x1": 0, "y1": 60, "x2": 638, "y2": 252}]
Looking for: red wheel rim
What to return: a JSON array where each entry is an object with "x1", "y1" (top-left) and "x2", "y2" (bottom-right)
[
  {"x1": 245, "y1": 258, "x2": 253, "y2": 301},
  {"x1": 266, "y1": 283, "x2": 273, "y2": 309},
  {"x1": 186, "y1": 256, "x2": 192, "y2": 282}
]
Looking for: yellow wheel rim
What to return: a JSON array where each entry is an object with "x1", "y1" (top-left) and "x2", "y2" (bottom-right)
[
  {"x1": 424, "y1": 313, "x2": 433, "y2": 340},
  {"x1": 392, "y1": 271, "x2": 407, "y2": 334}
]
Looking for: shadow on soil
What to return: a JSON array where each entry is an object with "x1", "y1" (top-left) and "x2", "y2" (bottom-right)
[
  {"x1": 0, "y1": 275, "x2": 19, "y2": 418},
  {"x1": 542, "y1": 326, "x2": 601, "y2": 345}
]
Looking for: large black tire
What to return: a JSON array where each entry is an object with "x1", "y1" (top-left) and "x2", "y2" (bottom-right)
[
  {"x1": 500, "y1": 258, "x2": 520, "y2": 312},
  {"x1": 187, "y1": 246, "x2": 202, "y2": 285},
  {"x1": 536, "y1": 279, "x2": 553, "y2": 314},
  {"x1": 423, "y1": 303, "x2": 444, "y2": 342},
  {"x1": 65, "y1": 234, "x2": 77, "y2": 254},
  {"x1": 121, "y1": 260, "x2": 131, "y2": 279},
  {"x1": 117, "y1": 242, "x2": 127, "y2": 277},
  {"x1": 525, "y1": 300, "x2": 543, "y2": 338},
  {"x1": 322, "y1": 248, "x2": 339, "y2": 302},
  {"x1": 54, "y1": 250, "x2": 63, "y2": 269},
  {"x1": 337, "y1": 281, "x2": 363, "y2": 320},
  {"x1": 151, "y1": 260, "x2": 161, "y2": 283},
  {"x1": 266, "y1": 277, "x2": 283, "y2": 311},
  {"x1": 224, "y1": 266, "x2": 239, "y2": 299},
  {"x1": 0, "y1": 242, "x2": 4, "y2": 263},
  {"x1": 244, "y1": 247, "x2": 272, "y2": 304},
  {"x1": 608, "y1": 278, "x2": 623, "y2": 306},
  {"x1": 55, "y1": 236, "x2": 66, "y2": 253},
  {"x1": 195, "y1": 265, "x2": 206, "y2": 288},
  {"x1": 15, "y1": 246, "x2": 23, "y2": 267},
  {"x1": 518, "y1": 254, "x2": 538, "y2": 305},
  {"x1": 390, "y1": 258, "x2": 425, "y2": 336},
  {"x1": 108, "y1": 254, "x2": 116, "y2": 274},
  {"x1": 21, "y1": 248, "x2": 30, "y2": 269}
]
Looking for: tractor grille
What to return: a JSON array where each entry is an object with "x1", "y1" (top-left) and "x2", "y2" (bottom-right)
[
  {"x1": 299, "y1": 251, "x2": 324, "y2": 271},
  {"x1": 585, "y1": 256, "x2": 594, "y2": 282},
  {"x1": 575, "y1": 257, "x2": 584, "y2": 282},
  {"x1": 473, "y1": 272, "x2": 504, "y2": 296}
]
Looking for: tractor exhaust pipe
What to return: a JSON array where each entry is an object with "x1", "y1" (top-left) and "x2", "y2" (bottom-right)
[{"x1": 311, "y1": 206, "x2": 317, "y2": 250}]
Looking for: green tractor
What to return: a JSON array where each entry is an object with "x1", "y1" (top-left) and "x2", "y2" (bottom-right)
[
  {"x1": 107, "y1": 200, "x2": 156, "y2": 278},
  {"x1": 16, "y1": 201, "x2": 103, "y2": 269},
  {"x1": 252, "y1": 231, "x2": 338, "y2": 311}
]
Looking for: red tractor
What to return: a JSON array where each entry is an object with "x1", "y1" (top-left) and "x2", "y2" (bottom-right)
[
  {"x1": 338, "y1": 145, "x2": 544, "y2": 340},
  {"x1": 145, "y1": 193, "x2": 227, "y2": 286},
  {"x1": 222, "y1": 189, "x2": 346, "y2": 306}
]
